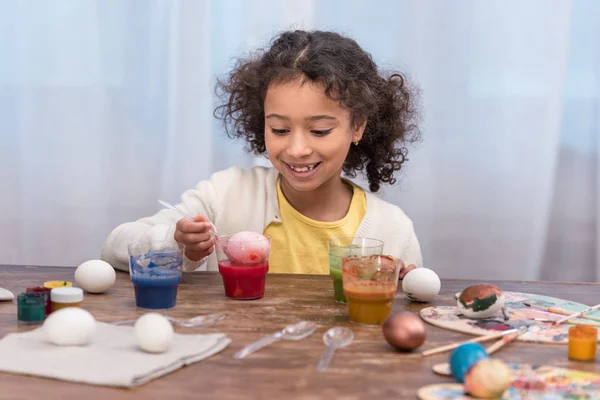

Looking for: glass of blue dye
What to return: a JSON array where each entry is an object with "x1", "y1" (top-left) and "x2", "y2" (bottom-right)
[{"x1": 128, "y1": 241, "x2": 183, "y2": 309}]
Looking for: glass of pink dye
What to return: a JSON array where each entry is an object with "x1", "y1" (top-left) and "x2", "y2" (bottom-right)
[{"x1": 215, "y1": 233, "x2": 271, "y2": 300}]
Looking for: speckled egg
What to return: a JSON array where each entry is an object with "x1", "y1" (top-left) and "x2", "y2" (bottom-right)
[{"x1": 224, "y1": 231, "x2": 270, "y2": 265}]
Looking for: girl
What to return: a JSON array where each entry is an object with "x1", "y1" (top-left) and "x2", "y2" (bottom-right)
[{"x1": 101, "y1": 30, "x2": 424, "y2": 277}]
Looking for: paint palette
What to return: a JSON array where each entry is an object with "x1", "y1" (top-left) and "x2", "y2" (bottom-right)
[
  {"x1": 418, "y1": 363, "x2": 600, "y2": 400},
  {"x1": 420, "y1": 291, "x2": 600, "y2": 344}
]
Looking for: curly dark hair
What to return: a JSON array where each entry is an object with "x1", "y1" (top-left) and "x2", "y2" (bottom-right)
[{"x1": 214, "y1": 30, "x2": 421, "y2": 192}]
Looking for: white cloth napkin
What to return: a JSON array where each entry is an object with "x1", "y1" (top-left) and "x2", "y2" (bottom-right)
[{"x1": 0, "y1": 322, "x2": 230, "y2": 388}]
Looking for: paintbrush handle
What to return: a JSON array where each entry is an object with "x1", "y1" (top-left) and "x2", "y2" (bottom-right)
[
  {"x1": 528, "y1": 304, "x2": 600, "y2": 323},
  {"x1": 554, "y1": 304, "x2": 600, "y2": 325},
  {"x1": 421, "y1": 328, "x2": 518, "y2": 357},
  {"x1": 552, "y1": 309, "x2": 600, "y2": 323},
  {"x1": 485, "y1": 331, "x2": 520, "y2": 354}
]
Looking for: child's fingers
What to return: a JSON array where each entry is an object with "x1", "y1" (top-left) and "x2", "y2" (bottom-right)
[
  {"x1": 183, "y1": 232, "x2": 212, "y2": 244},
  {"x1": 184, "y1": 244, "x2": 215, "y2": 262},
  {"x1": 183, "y1": 237, "x2": 215, "y2": 253},
  {"x1": 399, "y1": 264, "x2": 416, "y2": 279},
  {"x1": 176, "y1": 218, "x2": 212, "y2": 234},
  {"x1": 193, "y1": 215, "x2": 208, "y2": 223}
]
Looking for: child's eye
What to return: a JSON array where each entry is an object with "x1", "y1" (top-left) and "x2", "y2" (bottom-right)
[
  {"x1": 312, "y1": 129, "x2": 332, "y2": 136},
  {"x1": 271, "y1": 128, "x2": 289, "y2": 135}
]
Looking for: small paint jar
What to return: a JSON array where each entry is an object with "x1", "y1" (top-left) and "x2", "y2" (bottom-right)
[
  {"x1": 50, "y1": 287, "x2": 83, "y2": 312},
  {"x1": 43, "y1": 280, "x2": 72, "y2": 289},
  {"x1": 568, "y1": 325, "x2": 597, "y2": 361},
  {"x1": 17, "y1": 292, "x2": 46, "y2": 325},
  {"x1": 26, "y1": 287, "x2": 52, "y2": 316}
]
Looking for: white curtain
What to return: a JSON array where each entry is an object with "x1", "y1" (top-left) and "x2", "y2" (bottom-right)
[{"x1": 2, "y1": 0, "x2": 598, "y2": 282}]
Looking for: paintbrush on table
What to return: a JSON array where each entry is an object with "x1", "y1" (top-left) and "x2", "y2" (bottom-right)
[
  {"x1": 552, "y1": 303, "x2": 600, "y2": 326},
  {"x1": 533, "y1": 318, "x2": 600, "y2": 327},
  {"x1": 523, "y1": 302, "x2": 600, "y2": 323},
  {"x1": 421, "y1": 328, "x2": 520, "y2": 357}
]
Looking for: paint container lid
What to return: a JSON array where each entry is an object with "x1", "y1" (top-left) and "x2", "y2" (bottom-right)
[
  {"x1": 17, "y1": 292, "x2": 46, "y2": 306},
  {"x1": 44, "y1": 280, "x2": 72, "y2": 289},
  {"x1": 51, "y1": 287, "x2": 83, "y2": 303}
]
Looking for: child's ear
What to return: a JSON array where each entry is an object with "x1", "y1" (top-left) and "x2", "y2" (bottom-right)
[{"x1": 352, "y1": 119, "x2": 367, "y2": 143}]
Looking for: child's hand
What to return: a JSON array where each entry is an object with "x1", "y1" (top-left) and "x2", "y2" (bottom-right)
[
  {"x1": 174, "y1": 215, "x2": 216, "y2": 261},
  {"x1": 399, "y1": 264, "x2": 416, "y2": 279}
]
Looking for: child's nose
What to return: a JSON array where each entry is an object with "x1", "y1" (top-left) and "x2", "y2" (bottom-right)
[{"x1": 286, "y1": 133, "x2": 313, "y2": 158}]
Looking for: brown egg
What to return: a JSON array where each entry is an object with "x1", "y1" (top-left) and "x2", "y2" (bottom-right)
[{"x1": 382, "y1": 311, "x2": 427, "y2": 351}]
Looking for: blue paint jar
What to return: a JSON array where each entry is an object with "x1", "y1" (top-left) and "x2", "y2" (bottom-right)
[
  {"x1": 128, "y1": 243, "x2": 183, "y2": 310},
  {"x1": 449, "y1": 342, "x2": 489, "y2": 383}
]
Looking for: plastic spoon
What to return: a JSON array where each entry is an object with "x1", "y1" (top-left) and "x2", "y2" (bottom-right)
[
  {"x1": 158, "y1": 199, "x2": 218, "y2": 239},
  {"x1": 317, "y1": 327, "x2": 354, "y2": 372},
  {"x1": 233, "y1": 321, "x2": 317, "y2": 359}
]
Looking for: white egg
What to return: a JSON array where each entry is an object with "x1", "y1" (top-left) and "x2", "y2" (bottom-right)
[
  {"x1": 134, "y1": 313, "x2": 174, "y2": 354},
  {"x1": 43, "y1": 307, "x2": 96, "y2": 346},
  {"x1": 74, "y1": 259, "x2": 116, "y2": 293},
  {"x1": 402, "y1": 268, "x2": 441, "y2": 302}
]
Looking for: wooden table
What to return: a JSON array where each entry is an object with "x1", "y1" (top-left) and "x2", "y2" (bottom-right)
[{"x1": 0, "y1": 265, "x2": 599, "y2": 399}]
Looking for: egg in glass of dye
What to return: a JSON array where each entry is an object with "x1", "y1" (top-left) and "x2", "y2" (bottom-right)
[
  {"x1": 217, "y1": 232, "x2": 271, "y2": 300},
  {"x1": 223, "y1": 231, "x2": 270, "y2": 265}
]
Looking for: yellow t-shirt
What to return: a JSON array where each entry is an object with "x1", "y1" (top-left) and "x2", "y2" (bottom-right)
[{"x1": 264, "y1": 178, "x2": 367, "y2": 274}]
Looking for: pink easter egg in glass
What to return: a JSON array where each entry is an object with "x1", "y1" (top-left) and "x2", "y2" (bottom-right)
[{"x1": 223, "y1": 231, "x2": 270, "y2": 265}]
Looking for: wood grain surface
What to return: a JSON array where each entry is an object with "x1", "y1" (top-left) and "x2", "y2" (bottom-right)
[{"x1": 0, "y1": 265, "x2": 599, "y2": 400}]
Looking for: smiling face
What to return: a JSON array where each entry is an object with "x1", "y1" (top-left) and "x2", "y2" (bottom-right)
[{"x1": 264, "y1": 77, "x2": 365, "y2": 193}]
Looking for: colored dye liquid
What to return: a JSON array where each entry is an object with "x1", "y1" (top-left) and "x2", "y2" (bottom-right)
[
  {"x1": 218, "y1": 261, "x2": 268, "y2": 300},
  {"x1": 329, "y1": 266, "x2": 346, "y2": 303},
  {"x1": 129, "y1": 251, "x2": 182, "y2": 309},
  {"x1": 17, "y1": 293, "x2": 46, "y2": 325},
  {"x1": 344, "y1": 282, "x2": 396, "y2": 325},
  {"x1": 132, "y1": 274, "x2": 181, "y2": 309},
  {"x1": 26, "y1": 287, "x2": 52, "y2": 316}
]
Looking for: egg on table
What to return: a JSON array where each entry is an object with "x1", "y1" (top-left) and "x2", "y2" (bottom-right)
[
  {"x1": 43, "y1": 307, "x2": 97, "y2": 346},
  {"x1": 0, "y1": 288, "x2": 14, "y2": 301},
  {"x1": 463, "y1": 358, "x2": 512, "y2": 398},
  {"x1": 382, "y1": 311, "x2": 427, "y2": 351},
  {"x1": 135, "y1": 313, "x2": 174, "y2": 354},
  {"x1": 74, "y1": 259, "x2": 116, "y2": 294},
  {"x1": 457, "y1": 284, "x2": 508, "y2": 320},
  {"x1": 449, "y1": 342, "x2": 489, "y2": 383},
  {"x1": 402, "y1": 268, "x2": 441, "y2": 302},
  {"x1": 224, "y1": 231, "x2": 270, "y2": 265}
]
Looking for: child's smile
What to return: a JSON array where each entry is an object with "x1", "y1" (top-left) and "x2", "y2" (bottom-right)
[{"x1": 283, "y1": 161, "x2": 322, "y2": 179}]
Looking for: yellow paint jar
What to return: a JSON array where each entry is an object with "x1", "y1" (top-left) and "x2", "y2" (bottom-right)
[
  {"x1": 44, "y1": 280, "x2": 72, "y2": 289},
  {"x1": 568, "y1": 325, "x2": 597, "y2": 361},
  {"x1": 50, "y1": 287, "x2": 83, "y2": 312}
]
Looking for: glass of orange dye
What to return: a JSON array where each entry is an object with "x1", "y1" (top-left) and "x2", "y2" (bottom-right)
[{"x1": 342, "y1": 255, "x2": 402, "y2": 325}]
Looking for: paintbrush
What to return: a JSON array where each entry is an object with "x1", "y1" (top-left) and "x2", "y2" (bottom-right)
[
  {"x1": 421, "y1": 328, "x2": 519, "y2": 357},
  {"x1": 552, "y1": 303, "x2": 600, "y2": 326},
  {"x1": 523, "y1": 302, "x2": 600, "y2": 323},
  {"x1": 431, "y1": 329, "x2": 523, "y2": 376},
  {"x1": 533, "y1": 318, "x2": 600, "y2": 327}
]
